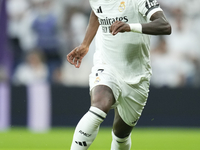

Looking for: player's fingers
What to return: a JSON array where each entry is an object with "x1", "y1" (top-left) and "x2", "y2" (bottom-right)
[
  {"x1": 67, "y1": 54, "x2": 73, "y2": 64},
  {"x1": 67, "y1": 47, "x2": 79, "y2": 65},
  {"x1": 75, "y1": 58, "x2": 82, "y2": 68},
  {"x1": 110, "y1": 23, "x2": 114, "y2": 33},
  {"x1": 112, "y1": 22, "x2": 124, "y2": 35},
  {"x1": 111, "y1": 21, "x2": 121, "y2": 34},
  {"x1": 110, "y1": 21, "x2": 117, "y2": 32},
  {"x1": 113, "y1": 24, "x2": 126, "y2": 35},
  {"x1": 73, "y1": 57, "x2": 79, "y2": 66},
  {"x1": 68, "y1": 54, "x2": 76, "y2": 65},
  {"x1": 67, "y1": 52, "x2": 72, "y2": 60},
  {"x1": 112, "y1": 21, "x2": 123, "y2": 33}
]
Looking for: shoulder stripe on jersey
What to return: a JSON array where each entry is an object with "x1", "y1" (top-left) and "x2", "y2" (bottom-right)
[{"x1": 145, "y1": 5, "x2": 160, "y2": 16}]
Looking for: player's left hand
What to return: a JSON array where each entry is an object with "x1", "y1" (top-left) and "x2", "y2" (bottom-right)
[
  {"x1": 67, "y1": 45, "x2": 89, "y2": 68},
  {"x1": 110, "y1": 21, "x2": 131, "y2": 35}
]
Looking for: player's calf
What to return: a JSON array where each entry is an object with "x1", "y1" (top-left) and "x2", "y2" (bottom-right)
[{"x1": 70, "y1": 106, "x2": 107, "y2": 150}]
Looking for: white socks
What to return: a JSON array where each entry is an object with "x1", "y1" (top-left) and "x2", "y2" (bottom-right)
[
  {"x1": 111, "y1": 131, "x2": 132, "y2": 150},
  {"x1": 70, "y1": 106, "x2": 132, "y2": 150},
  {"x1": 70, "y1": 106, "x2": 107, "y2": 150}
]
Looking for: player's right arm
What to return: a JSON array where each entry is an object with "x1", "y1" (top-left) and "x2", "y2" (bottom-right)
[
  {"x1": 67, "y1": 10, "x2": 99, "y2": 68},
  {"x1": 110, "y1": 0, "x2": 171, "y2": 36}
]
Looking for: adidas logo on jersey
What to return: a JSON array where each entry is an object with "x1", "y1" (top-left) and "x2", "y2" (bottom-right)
[
  {"x1": 75, "y1": 141, "x2": 87, "y2": 146},
  {"x1": 97, "y1": 6, "x2": 103, "y2": 13}
]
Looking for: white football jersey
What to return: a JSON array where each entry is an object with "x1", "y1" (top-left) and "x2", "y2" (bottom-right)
[{"x1": 89, "y1": 0, "x2": 163, "y2": 84}]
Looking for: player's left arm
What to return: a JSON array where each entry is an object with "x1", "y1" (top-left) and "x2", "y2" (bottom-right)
[
  {"x1": 141, "y1": 11, "x2": 171, "y2": 35},
  {"x1": 110, "y1": 11, "x2": 171, "y2": 35}
]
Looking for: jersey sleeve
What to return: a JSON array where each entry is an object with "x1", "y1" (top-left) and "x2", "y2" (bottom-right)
[{"x1": 136, "y1": 0, "x2": 163, "y2": 21}]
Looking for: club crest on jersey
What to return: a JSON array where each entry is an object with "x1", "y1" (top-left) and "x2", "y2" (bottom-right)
[
  {"x1": 94, "y1": 77, "x2": 101, "y2": 83},
  {"x1": 118, "y1": 1, "x2": 125, "y2": 12}
]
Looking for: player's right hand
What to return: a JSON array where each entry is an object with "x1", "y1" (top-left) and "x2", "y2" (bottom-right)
[
  {"x1": 67, "y1": 45, "x2": 89, "y2": 68},
  {"x1": 110, "y1": 21, "x2": 131, "y2": 35}
]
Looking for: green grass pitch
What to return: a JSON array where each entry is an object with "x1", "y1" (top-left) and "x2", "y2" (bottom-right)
[{"x1": 0, "y1": 127, "x2": 200, "y2": 150}]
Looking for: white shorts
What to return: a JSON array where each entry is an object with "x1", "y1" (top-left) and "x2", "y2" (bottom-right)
[{"x1": 89, "y1": 64, "x2": 150, "y2": 126}]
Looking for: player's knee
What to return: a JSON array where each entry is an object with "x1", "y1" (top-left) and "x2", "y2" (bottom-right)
[
  {"x1": 91, "y1": 95, "x2": 112, "y2": 114},
  {"x1": 91, "y1": 85, "x2": 115, "y2": 114}
]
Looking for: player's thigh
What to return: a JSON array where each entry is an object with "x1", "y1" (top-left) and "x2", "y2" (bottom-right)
[
  {"x1": 90, "y1": 85, "x2": 115, "y2": 114},
  {"x1": 112, "y1": 108, "x2": 133, "y2": 138},
  {"x1": 89, "y1": 64, "x2": 121, "y2": 114}
]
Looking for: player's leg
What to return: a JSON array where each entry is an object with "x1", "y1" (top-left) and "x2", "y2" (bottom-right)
[
  {"x1": 111, "y1": 108, "x2": 133, "y2": 150},
  {"x1": 70, "y1": 85, "x2": 115, "y2": 150},
  {"x1": 91, "y1": 85, "x2": 115, "y2": 113},
  {"x1": 111, "y1": 78, "x2": 150, "y2": 150}
]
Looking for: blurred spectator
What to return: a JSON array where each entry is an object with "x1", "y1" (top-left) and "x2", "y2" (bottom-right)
[
  {"x1": 62, "y1": 6, "x2": 91, "y2": 53},
  {"x1": 7, "y1": 0, "x2": 36, "y2": 73},
  {"x1": 150, "y1": 37, "x2": 187, "y2": 88},
  {"x1": 61, "y1": 60, "x2": 91, "y2": 87},
  {"x1": 63, "y1": 0, "x2": 91, "y2": 15},
  {"x1": 59, "y1": 7, "x2": 94, "y2": 87},
  {"x1": 32, "y1": 0, "x2": 61, "y2": 82},
  {"x1": 52, "y1": 66, "x2": 62, "y2": 84},
  {"x1": 181, "y1": 0, "x2": 200, "y2": 18},
  {"x1": 5, "y1": 0, "x2": 200, "y2": 87},
  {"x1": 166, "y1": 7, "x2": 200, "y2": 86},
  {"x1": 12, "y1": 50, "x2": 48, "y2": 85},
  {"x1": 158, "y1": 0, "x2": 182, "y2": 17},
  {"x1": 69, "y1": 10, "x2": 88, "y2": 48}
]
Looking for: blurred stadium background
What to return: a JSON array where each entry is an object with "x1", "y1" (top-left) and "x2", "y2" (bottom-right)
[{"x1": 0, "y1": 0, "x2": 200, "y2": 149}]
